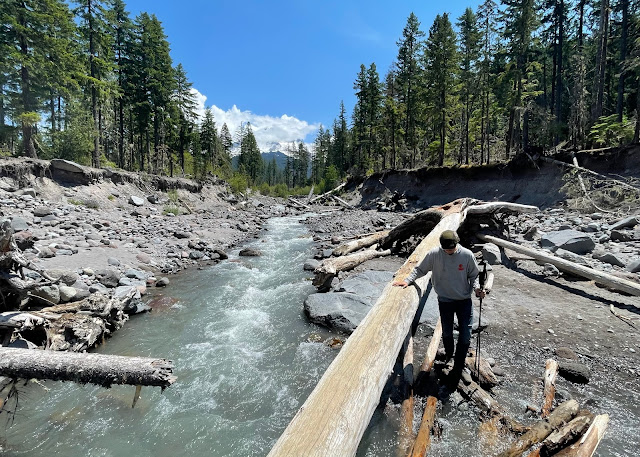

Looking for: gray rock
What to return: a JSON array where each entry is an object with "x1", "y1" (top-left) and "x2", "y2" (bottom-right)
[
  {"x1": 540, "y1": 230, "x2": 595, "y2": 254},
  {"x1": 626, "y1": 258, "x2": 640, "y2": 273},
  {"x1": 56, "y1": 249, "x2": 74, "y2": 256},
  {"x1": 74, "y1": 289, "x2": 91, "y2": 300},
  {"x1": 610, "y1": 215, "x2": 639, "y2": 231},
  {"x1": 10, "y1": 216, "x2": 29, "y2": 232},
  {"x1": 304, "y1": 259, "x2": 321, "y2": 271},
  {"x1": 610, "y1": 230, "x2": 633, "y2": 242},
  {"x1": 555, "y1": 347, "x2": 578, "y2": 360},
  {"x1": 7, "y1": 337, "x2": 38, "y2": 349},
  {"x1": 107, "y1": 257, "x2": 121, "y2": 266},
  {"x1": 129, "y1": 195, "x2": 145, "y2": 207},
  {"x1": 41, "y1": 214, "x2": 58, "y2": 223},
  {"x1": 482, "y1": 243, "x2": 502, "y2": 265},
  {"x1": 15, "y1": 188, "x2": 36, "y2": 197},
  {"x1": 89, "y1": 283, "x2": 109, "y2": 294},
  {"x1": 559, "y1": 361, "x2": 590, "y2": 384},
  {"x1": 13, "y1": 231, "x2": 34, "y2": 250},
  {"x1": 59, "y1": 285, "x2": 77, "y2": 302},
  {"x1": 94, "y1": 268, "x2": 121, "y2": 288},
  {"x1": 114, "y1": 285, "x2": 142, "y2": 300},
  {"x1": 523, "y1": 226, "x2": 539, "y2": 241},
  {"x1": 338, "y1": 270, "x2": 393, "y2": 301},
  {"x1": 50, "y1": 158, "x2": 85, "y2": 173},
  {"x1": 31, "y1": 285, "x2": 60, "y2": 305},
  {"x1": 38, "y1": 247, "x2": 57, "y2": 258},
  {"x1": 46, "y1": 269, "x2": 79, "y2": 286},
  {"x1": 304, "y1": 292, "x2": 372, "y2": 333},
  {"x1": 239, "y1": 248, "x2": 262, "y2": 257},
  {"x1": 174, "y1": 231, "x2": 191, "y2": 239},
  {"x1": 593, "y1": 251, "x2": 626, "y2": 267},
  {"x1": 189, "y1": 250, "x2": 204, "y2": 260},
  {"x1": 125, "y1": 269, "x2": 147, "y2": 281},
  {"x1": 156, "y1": 277, "x2": 170, "y2": 287},
  {"x1": 33, "y1": 207, "x2": 52, "y2": 217}
]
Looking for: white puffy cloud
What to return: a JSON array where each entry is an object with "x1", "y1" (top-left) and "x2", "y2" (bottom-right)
[{"x1": 191, "y1": 88, "x2": 319, "y2": 153}]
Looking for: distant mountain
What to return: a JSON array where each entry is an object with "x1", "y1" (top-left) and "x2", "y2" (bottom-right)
[{"x1": 231, "y1": 150, "x2": 289, "y2": 170}]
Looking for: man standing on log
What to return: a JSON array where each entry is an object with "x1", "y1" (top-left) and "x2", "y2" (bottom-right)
[{"x1": 393, "y1": 230, "x2": 485, "y2": 394}]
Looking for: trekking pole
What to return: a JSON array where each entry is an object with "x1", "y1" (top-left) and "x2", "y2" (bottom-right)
[{"x1": 475, "y1": 260, "x2": 488, "y2": 380}]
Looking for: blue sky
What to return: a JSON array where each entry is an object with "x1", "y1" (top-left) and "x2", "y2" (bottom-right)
[{"x1": 123, "y1": 0, "x2": 482, "y2": 150}]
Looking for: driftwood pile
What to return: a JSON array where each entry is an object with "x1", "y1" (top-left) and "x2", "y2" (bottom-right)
[{"x1": 0, "y1": 218, "x2": 176, "y2": 397}]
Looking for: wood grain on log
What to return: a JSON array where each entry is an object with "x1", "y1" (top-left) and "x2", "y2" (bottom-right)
[
  {"x1": 477, "y1": 234, "x2": 640, "y2": 296},
  {"x1": 538, "y1": 411, "x2": 593, "y2": 456},
  {"x1": 408, "y1": 396, "x2": 438, "y2": 457},
  {"x1": 397, "y1": 333, "x2": 414, "y2": 457},
  {"x1": 312, "y1": 248, "x2": 392, "y2": 288},
  {"x1": 552, "y1": 414, "x2": 608, "y2": 457},
  {"x1": 466, "y1": 349, "x2": 499, "y2": 388},
  {"x1": 541, "y1": 359, "x2": 559, "y2": 418},
  {"x1": 0, "y1": 347, "x2": 176, "y2": 388}
]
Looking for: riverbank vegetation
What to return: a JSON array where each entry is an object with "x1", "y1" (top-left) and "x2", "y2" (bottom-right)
[{"x1": 320, "y1": 1, "x2": 640, "y2": 178}]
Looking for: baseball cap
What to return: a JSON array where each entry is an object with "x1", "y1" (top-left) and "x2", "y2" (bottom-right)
[{"x1": 439, "y1": 230, "x2": 459, "y2": 249}]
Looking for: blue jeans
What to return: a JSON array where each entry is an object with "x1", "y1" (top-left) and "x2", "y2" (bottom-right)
[{"x1": 438, "y1": 298, "x2": 472, "y2": 384}]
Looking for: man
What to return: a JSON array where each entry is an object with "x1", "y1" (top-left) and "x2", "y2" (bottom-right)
[{"x1": 393, "y1": 230, "x2": 484, "y2": 393}]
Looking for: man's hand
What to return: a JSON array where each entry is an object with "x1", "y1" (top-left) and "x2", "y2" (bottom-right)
[
  {"x1": 475, "y1": 288, "x2": 486, "y2": 298},
  {"x1": 393, "y1": 280, "x2": 409, "y2": 288}
]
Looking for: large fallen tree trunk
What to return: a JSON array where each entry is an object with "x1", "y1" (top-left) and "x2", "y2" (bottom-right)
[
  {"x1": 0, "y1": 347, "x2": 176, "y2": 389},
  {"x1": 308, "y1": 182, "x2": 347, "y2": 204},
  {"x1": 268, "y1": 201, "x2": 468, "y2": 457},
  {"x1": 497, "y1": 399, "x2": 579, "y2": 457},
  {"x1": 477, "y1": 234, "x2": 640, "y2": 296},
  {"x1": 332, "y1": 230, "x2": 390, "y2": 257}
]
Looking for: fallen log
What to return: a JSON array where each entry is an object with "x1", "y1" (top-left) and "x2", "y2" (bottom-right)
[
  {"x1": 552, "y1": 414, "x2": 609, "y2": 457},
  {"x1": 332, "y1": 230, "x2": 390, "y2": 257},
  {"x1": 268, "y1": 200, "x2": 469, "y2": 457},
  {"x1": 418, "y1": 312, "x2": 440, "y2": 375},
  {"x1": 0, "y1": 312, "x2": 45, "y2": 330},
  {"x1": 538, "y1": 410, "x2": 593, "y2": 456},
  {"x1": 539, "y1": 155, "x2": 640, "y2": 193},
  {"x1": 308, "y1": 182, "x2": 347, "y2": 204},
  {"x1": 541, "y1": 359, "x2": 559, "y2": 418},
  {"x1": 497, "y1": 399, "x2": 579, "y2": 457},
  {"x1": 408, "y1": 396, "x2": 438, "y2": 457},
  {"x1": 288, "y1": 197, "x2": 311, "y2": 210},
  {"x1": 331, "y1": 194, "x2": 354, "y2": 209},
  {"x1": 0, "y1": 347, "x2": 176, "y2": 389},
  {"x1": 312, "y1": 248, "x2": 392, "y2": 288},
  {"x1": 465, "y1": 349, "x2": 499, "y2": 389},
  {"x1": 457, "y1": 378, "x2": 527, "y2": 434},
  {"x1": 477, "y1": 234, "x2": 640, "y2": 296},
  {"x1": 397, "y1": 333, "x2": 415, "y2": 457}
]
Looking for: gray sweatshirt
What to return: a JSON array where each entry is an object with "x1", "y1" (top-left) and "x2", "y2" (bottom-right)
[{"x1": 405, "y1": 245, "x2": 480, "y2": 302}]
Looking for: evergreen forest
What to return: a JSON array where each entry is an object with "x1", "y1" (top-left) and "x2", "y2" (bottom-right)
[{"x1": 1, "y1": 1, "x2": 639, "y2": 195}]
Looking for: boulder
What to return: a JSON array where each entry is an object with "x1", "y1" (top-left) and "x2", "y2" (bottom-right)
[
  {"x1": 10, "y1": 217, "x2": 29, "y2": 232},
  {"x1": 482, "y1": 243, "x2": 502, "y2": 265},
  {"x1": 304, "y1": 259, "x2": 321, "y2": 271},
  {"x1": 136, "y1": 253, "x2": 151, "y2": 264},
  {"x1": 59, "y1": 285, "x2": 77, "y2": 302},
  {"x1": 125, "y1": 269, "x2": 147, "y2": 281},
  {"x1": 540, "y1": 230, "x2": 595, "y2": 254},
  {"x1": 94, "y1": 268, "x2": 121, "y2": 288},
  {"x1": 156, "y1": 277, "x2": 170, "y2": 287},
  {"x1": 559, "y1": 361, "x2": 590, "y2": 384},
  {"x1": 33, "y1": 206, "x2": 52, "y2": 217},
  {"x1": 610, "y1": 215, "x2": 639, "y2": 231},
  {"x1": 13, "y1": 231, "x2": 34, "y2": 250},
  {"x1": 173, "y1": 231, "x2": 191, "y2": 239},
  {"x1": 128, "y1": 195, "x2": 145, "y2": 207},
  {"x1": 626, "y1": 259, "x2": 640, "y2": 273},
  {"x1": 31, "y1": 285, "x2": 60, "y2": 305},
  {"x1": 610, "y1": 230, "x2": 633, "y2": 242},
  {"x1": 593, "y1": 251, "x2": 626, "y2": 267},
  {"x1": 239, "y1": 248, "x2": 262, "y2": 257},
  {"x1": 304, "y1": 292, "x2": 372, "y2": 333},
  {"x1": 45, "y1": 269, "x2": 80, "y2": 286}
]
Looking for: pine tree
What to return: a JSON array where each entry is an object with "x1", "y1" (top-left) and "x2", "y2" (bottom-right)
[
  {"x1": 424, "y1": 13, "x2": 459, "y2": 166},
  {"x1": 173, "y1": 63, "x2": 197, "y2": 174},
  {"x1": 381, "y1": 71, "x2": 402, "y2": 169},
  {"x1": 237, "y1": 123, "x2": 263, "y2": 183},
  {"x1": 396, "y1": 13, "x2": 425, "y2": 166},
  {"x1": 477, "y1": 0, "x2": 499, "y2": 163},
  {"x1": 366, "y1": 63, "x2": 382, "y2": 170},
  {"x1": 457, "y1": 8, "x2": 481, "y2": 164}
]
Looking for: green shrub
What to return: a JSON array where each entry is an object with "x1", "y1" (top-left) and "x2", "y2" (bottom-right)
[{"x1": 163, "y1": 206, "x2": 181, "y2": 216}]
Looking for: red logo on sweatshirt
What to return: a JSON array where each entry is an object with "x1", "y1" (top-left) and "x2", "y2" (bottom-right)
[{"x1": 458, "y1": 264, "x2": 464, "y2": 271}]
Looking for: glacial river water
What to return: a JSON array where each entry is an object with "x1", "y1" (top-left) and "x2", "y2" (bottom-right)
[{"x1": 1, "y1": 215, "x2": 637, "y2": 456}]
